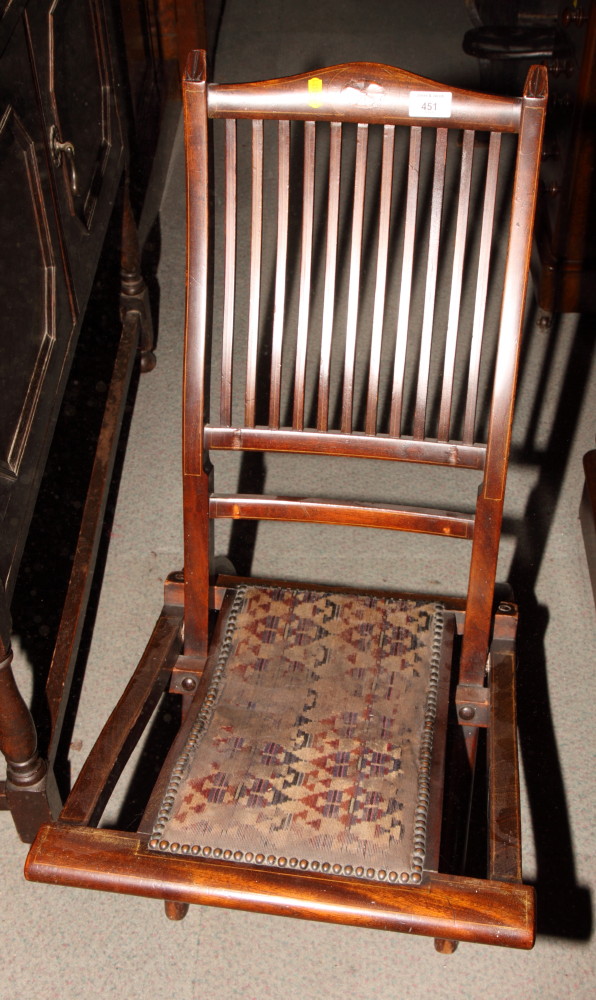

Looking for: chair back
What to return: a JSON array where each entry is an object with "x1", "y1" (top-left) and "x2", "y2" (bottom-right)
[{"x1": 182, "y1": 52, "x2": 547, "y2": 683}]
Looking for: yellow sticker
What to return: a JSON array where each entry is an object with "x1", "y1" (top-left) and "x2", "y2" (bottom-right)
[{"x1": 308, "y1": 77, "x2": 323, "y2": 109}]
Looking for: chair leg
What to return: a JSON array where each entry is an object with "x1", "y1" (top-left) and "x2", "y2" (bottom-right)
[
  {"x1": 164, "y1": 900, "x2": 190, "y2": 921},
  {"x1": 434, "y1": 938, "x2": 459, "y2": 954}
]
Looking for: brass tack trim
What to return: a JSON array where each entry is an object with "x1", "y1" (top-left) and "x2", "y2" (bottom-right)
[{"x1": 150, "y1": 585, "x2": 248, "y2": 844}]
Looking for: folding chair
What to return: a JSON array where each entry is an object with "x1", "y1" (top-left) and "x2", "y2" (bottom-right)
[{"x1": 26, "y1": 52, "x2": 547, "y2": 950}]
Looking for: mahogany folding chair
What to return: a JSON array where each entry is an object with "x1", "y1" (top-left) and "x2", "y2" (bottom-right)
[{"x1": 26, "y1": 52, "x2": 547, "y2": 951}]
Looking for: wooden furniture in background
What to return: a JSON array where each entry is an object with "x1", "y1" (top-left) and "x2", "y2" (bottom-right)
[
  {"x1": 119, "y1": 0, "x2": 208, "y2": 239},
  {"x1": 0, "y1": 0, "x2": 211, "y2": 841},
  {"x1": 0, "y1": 0, "x2": 147, "y2": 840},
  {"x1": 26, "y1": 54, "x2": 547, "y2": 950},
  {"x1": 534, "y1": 1, "x2": 596, "y2": 312},
  {"x1": 0, "y1": 0, "x2": 126, "y2": 625},
  {"x1": 463, "y1": 1, "x2": 596, "y2": 313},
  {"x1": 580, "y1": 449, "x2": 596, "y2": 605}
]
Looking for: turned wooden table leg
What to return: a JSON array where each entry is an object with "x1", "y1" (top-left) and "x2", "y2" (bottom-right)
[
  {"x1": 0, "y1": 648, "x2": 60, "y2": 842},
  {"x1": 120, "y1": 180, "x2": 156, "y2": 373},
  {"x1": 0, "y1": 649, "x2": 44, "y2": 784}
]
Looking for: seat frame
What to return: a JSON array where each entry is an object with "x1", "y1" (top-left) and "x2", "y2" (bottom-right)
[{"x1": 26, "y1": 53, "x2": 547, "y2": 951}]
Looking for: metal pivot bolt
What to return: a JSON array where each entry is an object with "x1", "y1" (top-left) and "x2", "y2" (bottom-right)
[
  {"x1": 49, "y1": 125, "x2": 78, "y2": 196},
  {"x1": 458, "y1": 705, "x2": 476, "y2": 721},
  {"x1": 181, "y1": 676, "x2": 197, "y2": 693}
]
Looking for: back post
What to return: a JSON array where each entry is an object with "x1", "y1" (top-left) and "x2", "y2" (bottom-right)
[
  {"x1": 182, "y1": 51, "x2": 212, "y2": 659},
  {"x1": 460, "y1": 64, "x2": 548, "y2": 686}
]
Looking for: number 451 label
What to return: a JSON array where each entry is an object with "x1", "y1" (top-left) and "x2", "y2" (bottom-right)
[{"x1": 409, "y1": 91, "x2": 453, "y2": 118}]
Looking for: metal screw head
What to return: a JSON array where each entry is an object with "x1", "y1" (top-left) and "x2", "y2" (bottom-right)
[
  {"x1": 181, "y1": 676, "x2": 197, "y2": 692},
  {"x1": 459, "y1": 705, "x2": 476, "y2": 721},
  {"x1": 537, "y1": 313, "x2": 552, "y2": 330}
]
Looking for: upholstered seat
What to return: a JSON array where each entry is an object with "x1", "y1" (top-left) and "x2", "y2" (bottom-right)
[{"x1": 149, "y1": 586, "x2": 451, "y2": 884}]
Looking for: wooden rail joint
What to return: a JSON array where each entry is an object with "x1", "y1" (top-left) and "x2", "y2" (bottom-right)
[
  {"x1": 170, "y1": 655, "x2": 207, "y2": 694},
  {"x1": 493, "y1": 601, "x2": 518, "y2": 643},
  {"x1": 164, "y1": 571, "x2": 185, "y2": 610},
  {"x1": 455, "y1": 684, "x2": 489, "y2": 727}
]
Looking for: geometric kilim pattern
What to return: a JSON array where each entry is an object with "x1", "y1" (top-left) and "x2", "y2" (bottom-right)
[{"x1": 149, "y1": 586, "x2": 445, "y2": 884}]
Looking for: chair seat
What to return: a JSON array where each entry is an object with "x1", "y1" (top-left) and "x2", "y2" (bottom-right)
[{"x1": 149, "y1": 585, "x2": 451, "y2": 885}]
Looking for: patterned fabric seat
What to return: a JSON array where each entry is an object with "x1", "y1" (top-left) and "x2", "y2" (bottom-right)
[{"x1": 149, "y1": 585, "x2": 449, "y2": 885}]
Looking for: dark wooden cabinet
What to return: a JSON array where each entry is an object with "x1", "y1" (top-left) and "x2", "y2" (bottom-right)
[
  {"x1": 28, "y1": 0, "x2": 125, "y2": 301},
  {"x1": 0, "y1": 0, "x2": 208, "y2": 842},
  {"x1": 0, "y1": 2, "x2": 211, "y2": 612},
  {"x1": 0, "y1": 5, "x2": 82, "y2": 601},
  {"x1": 0, "y1": 0, "x2": 130, "y2": 602},
  {"x1": 0, "y1": 0, "x2": 131, "y2": 841}
]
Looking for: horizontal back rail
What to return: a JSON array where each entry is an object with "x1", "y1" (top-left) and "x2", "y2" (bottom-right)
[
  {"x1": 204, "y1": 60, "x2": 522, "y2": 132},
  {"x1": 210, "y1": 495, "x2": 475, "y2": 538},
  {"x1": 204, "y1": 426, "x2": 486, "y2": 468}
]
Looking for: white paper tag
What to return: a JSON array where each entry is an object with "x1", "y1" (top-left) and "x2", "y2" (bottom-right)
[{"x1": 409, "y1": 91, "x2": 453, "y2": 118}]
